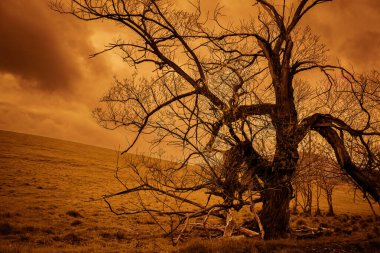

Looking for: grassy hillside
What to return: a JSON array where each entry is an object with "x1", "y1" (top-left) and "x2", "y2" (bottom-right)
[
  {"x1": 0, "y1": 130, "x2": 170, "y2": 252},
  {"x1": 0, "y1": 130, "x2": 378, "y2": 252}
]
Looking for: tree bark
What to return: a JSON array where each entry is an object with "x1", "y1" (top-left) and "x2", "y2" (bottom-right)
[
  {"x1": 260, "y1": 117, "x2": 298, "y2": 239},
  {"x1": 315, "y1": 184, "x2": 322, "y2": 216},
  {"x1": 261, "y1": 180, "x2": 293, "y2": 239},
  {"x1": 326, "y1": 189, "x2": 334, "y2": 216}
]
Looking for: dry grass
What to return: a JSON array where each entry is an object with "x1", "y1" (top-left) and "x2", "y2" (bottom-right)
[
  {"x1": 175, "y1": 237, "x2": 380, "y2": 253},
  {"x1": 0, "y1": 130, "x2": 379, "y2": 252}
]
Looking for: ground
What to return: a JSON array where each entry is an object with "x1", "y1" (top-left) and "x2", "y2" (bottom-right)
[{"x1": 0, "y1": 130, "x2": 379, "y2": 252}]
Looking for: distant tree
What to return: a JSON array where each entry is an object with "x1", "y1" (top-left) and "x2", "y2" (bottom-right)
[
  {"x1": 293, "y1": 155, "x2": 314, "y2": 215},
  {"x1": 52, "y1": 0, "x2": 380, "y2": 239},
  {"x1": 316, "y1": 154, "x2": 342, "y2": 216}
]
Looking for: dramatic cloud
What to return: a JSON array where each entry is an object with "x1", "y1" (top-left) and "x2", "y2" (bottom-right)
[
  {"x1": 0, "y1": 0, "x2": 98, "y2": 92},
  {"x1": 0, "y1": 0, "x2": 125, "y2": 148},
  {"x1": 304, "y1": 0, "x2": 380, "y2": 71}
]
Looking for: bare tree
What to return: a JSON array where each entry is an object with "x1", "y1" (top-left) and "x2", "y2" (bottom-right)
[
  {"x1": 52, "y1": 0, "x2": 380, "y2": 239},
  {"x1": 293, "y1": 156, "x2": 314, "y2": 215},
  {"x1": 316, "y1": 154, "x2": 343, "y2": 216},
  {"x1": 292, "y1": 131, "x2": 318, "y2": 215}
]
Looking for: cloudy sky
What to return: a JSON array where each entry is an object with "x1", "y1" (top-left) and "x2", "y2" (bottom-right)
[{"x1": 0, "y1": 0, "x2": 379, "y2": 150}]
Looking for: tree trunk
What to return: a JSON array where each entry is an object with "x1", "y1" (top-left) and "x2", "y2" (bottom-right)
[
  {"x1": 292, "y1": 187, "x2": 298, "y2": 214},
  {"x1": 315, "y1": 184, "x2": 322, "y2": 216},
  {"x1": 306, "y1": 183, "x2": 312, "y2": 215},
  {"x1": 260, "y1": 125, "x2": 298, "y2": 239},
  {"x1": 326, "y1": 189, "x2": 334, "y2": 216},
  {"x1": 258, "y1": 69, "x2": 298, "y2": 239},
  {"x1": 261, "y1": 181, "x2": 292, "y2": 239}
]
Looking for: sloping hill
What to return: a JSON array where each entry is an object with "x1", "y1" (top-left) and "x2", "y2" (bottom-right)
[{"x1": 0, "y1": 130, "x2": 169, "y2": 252}]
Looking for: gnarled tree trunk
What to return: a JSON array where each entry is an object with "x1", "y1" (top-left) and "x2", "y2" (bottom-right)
[
  {"x1": 261, "y1": 180, "x2": 293, "y2": 239},
  {"x1": 260, "y1": 141, "x2": 298, "y2": 239}
]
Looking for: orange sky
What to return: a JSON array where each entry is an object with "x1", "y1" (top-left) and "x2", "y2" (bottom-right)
[{"x1": 1, "y1": 0, "x2": 380, "y2": 151}]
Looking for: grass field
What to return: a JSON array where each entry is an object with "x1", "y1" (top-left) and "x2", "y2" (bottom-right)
[{"x1": 0, "y1": 130, "x2": 379, "y2": 252}]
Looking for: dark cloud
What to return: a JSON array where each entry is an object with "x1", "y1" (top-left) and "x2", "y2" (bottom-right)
[
  {"x1": 304, "y1": 0, "x2": 380, "y2": 71},
  {"x1": 0, "y1": 0, "x2": 95, "y2": 92}
]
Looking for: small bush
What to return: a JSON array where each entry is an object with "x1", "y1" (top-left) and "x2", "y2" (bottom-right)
[
  {"x1": 66, "y1": 210, "x2": 83, "y2": 218},
  {"x1": 115, "y1": 231, "x2": 126, "y2": 240},
  {"x1": 351, "y1": 215, "x2": 362, "y2": 221},
  {"x1": 62, "y1": 232, "x2": 83, "y2": 245},
  {"x1": 296, "y1": 219, "x2": 307, "y2": 226},
  {"x1": 0, "y1": 212, "x2": 12, "y2": 219},
  {"x1": 18, "y1": 235, "x2": 29, "y2": 242},
  {"x1": 352, "y1": 225, "x2": 359, "y2": 232},
  {"x1": 312, "y1": 218, "x2": 320, "y2": 224},
  {"x1": 22, "y1": 226, "x2": 39, "y2": 232},
  {"x1": 99, "y1": 232, "x2": 113, "y2": 239},
  {"x1": 0, "y1": 223, "x2": 13, "y2": 235},
  {"x1": 342, "y1": 229, "x2": 352, "y2": 236},
  {"x1": 373, "y1": 226, "x2": 380, "y2": 236},
  {"x1": 348, "y1": 218, "x2": 357, "y2": 225},
  {"x1": 36, "y1": 238, "x2": 53, "y2": 245},
  {"x1": 41, "y1": 228, "x2": 55, "y2": 234},
  {"x1": 338, "y1": 214, "x2": 349, "y2": 223},
  {"x1": 366, "y1": 232, "x2": 376, "y2": 240},
  {"x1": 359, "y1": 220, "x2": 369, "y2": 229}
]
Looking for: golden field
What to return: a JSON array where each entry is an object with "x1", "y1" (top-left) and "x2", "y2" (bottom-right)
[{"x1": 0, "y1": 130, "x2": 379, "y2": 253}]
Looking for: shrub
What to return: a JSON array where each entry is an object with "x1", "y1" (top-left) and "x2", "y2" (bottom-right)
[
  {"x1": 66, "y1": 210, "x2": 83, "y2": 218},
  {"x1": 338, "y1": 214, "x2": 349, "y2": 223},
  {"x1": 352, "y1": 225, "x2": 359, "y2": 232},
  {"x1": 115, "y1": 231, "x2": 126, "y2": 240},
  {"x1": 296, "y1": 219, "x2": 307, "y2": 227},
  {"x1": 366, "y1": 232, "x2": 376, "y2": 240},
  {"x1": 359, "y1": 220, "x2": 369, "y2": 229},
  {"x1": 0, "y1": 223, "x2": 13, "y2": 235},
  {"x1": 99, "y1": 232, "x2": 113, "y2": 239},
  {"x1": 62, "y1": 232, "x2": 83, "y2": 245},
  {"x1": 0, "y1": 212, "x2": 12, "y2": 219},
  {"x1": 373, "y1": 226, "x2": 380, "y2": 236}
]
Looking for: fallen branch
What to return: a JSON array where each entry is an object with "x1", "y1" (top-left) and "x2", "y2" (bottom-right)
[
  {"x1": 238, "y1": 227, "x2": 260, "y2": 237},
  {"x1": 223, "y1": 210, "x2": 236, "y2": 238},
  {"x1": 250, "y1": 192, "x2": 265, "y2": 239},
  {"x1": 173, "y1": 216, "x2": 190, "y2": 245}
]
